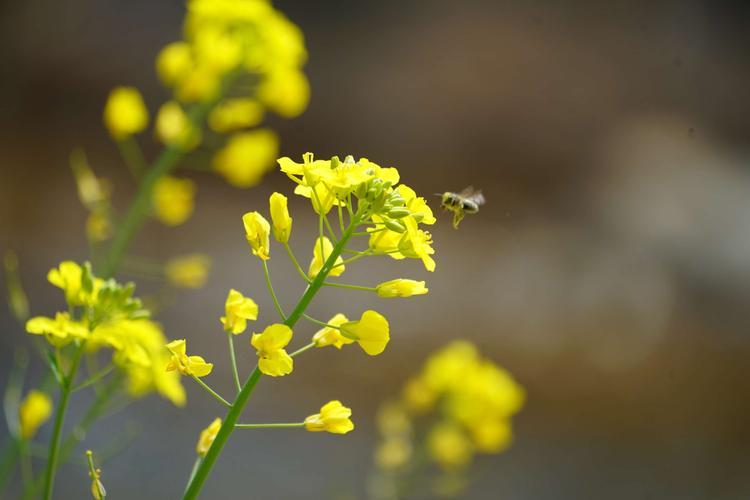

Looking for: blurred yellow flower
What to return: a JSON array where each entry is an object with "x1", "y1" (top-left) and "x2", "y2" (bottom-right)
[
  {"x1": 166, "y1": 339, "x2": 213, "y2": 377},
  {"x1": 103, "y1": 87, "x2": 149, "y2": 139},
  {"x1": 376, "y1": 279, "x2": 428, "y2": 298},
  {"x1": 304, "y1": 400, "x2": 354, "y2": 434},
  {"x1": 375, "y1": 437, "x2": 412, "y2": 469},
  {"x1": 469, "y1": 418, "x2": 512, "y2": 453},
  {"x1": 402, "y1": 377, "x2": 436, "y2": 414},
  {"x1": 209, "y1": 98, "x2": 265, "y2": 133},
  {"x1": 242, "y1": 211, "x2": 271, "y2": 260},
  {"x1": 47, "y1": 260, "x2": 100, "y2": 306},
  {"x1": 155, "y1": 101, "x2": 201, "y2": 150},
  {"x1": 307, "y1": 236, "x2": 344, "y2": 278},
  {"x1": 18, "y1": 390, "x2": 53, "y2": 439},
  {"x1": 213, "y1": 130, "x2": 279, "y2": 188},
  {"x1": 196, "y1": 418, "x2": 222, "y2": 456},
  {"x1": 165, "y1": 254, "x2": 212, "y2": 289},
  {"x1": 152, "y1": 176, "x2": 196, "y2": 226},
  {"x1": 257, "y1": 68, "x2": 310, "y2": 118},
  {"x1": 427, "y1": 422, "x2": 473, "y2": 470},
  {"x1": 220, "y1": 289, "x2": 259, "y2": 334},
  {"x1": 26, "y1": 312, "x2": 88, "y2": 347},
  {"x1": 250, "y1": 323, "x2": 293, "y2": 377},
  {"x1": 312, "y1": 313, "x2": 352, "y2": 349},
  {"x1": 156, "y1": 41, "x2": 193, "y2": 87},
  {"x1": 269, "y1": 192, "x2": 292, "y2": 243},
  {"x1": 340, "y1": 310, "x2": 390, "y2": 356}
]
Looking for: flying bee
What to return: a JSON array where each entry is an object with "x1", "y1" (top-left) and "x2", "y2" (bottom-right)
[{"x1": 439, "y1": 187, "x2": 485, "y2": 229}]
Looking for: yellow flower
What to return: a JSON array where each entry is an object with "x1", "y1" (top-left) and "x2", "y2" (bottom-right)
[
  {"x1": 375, "y1": 437, "x2": 412, "y2": 469},
  {"x1": 269, "y1": 192, "x2": 292, "y2": 243},
  {"x1": 165, "y1": 254, "x2": 212, "y2": 289},
  {"x1": 312, "y1": 313, "x2": 352, "y2": 349},
  {"x1": 304, "y1": 400, "x2": 354, "y2": 434},
  {"x1": 307, "y1": 236, "x2": 344, "y2": 278},
  {"x1": 293, "y1": 183, "x2": 339, "y2": 215},
  {"x1": 469, "y1": 418, "x2": 512, "y2": 453},
  {"x1": 376, "y1": 279, "x2": 428, "y2": 298},
  {"x1": 209, "y1": 98, "x2": 265, "y2": 133},
  {"x1": 398, "y1": 217, "x2": 436, "y2": 272},
  {"x1": 340, "y1": 310, "x2": 390, "y2": 356},
  {"x1": 220, "y1": 289, "x2": 259, "y2": 334},
  {"x1": 242, "y1": 211, "x2": 271, "y2": 260},
  {"x1": 18, "y1": 390, "x2": 53, "y2": 439},
  {"x1": 250, "y1": 324, "x2": 293, "y2": 377},
  {"x1": 155, "y1": 101, "x2": 201, "y2": 150},
  {"x1": 47, "y1": 260, "x2": 83, "y2": 305},
  {"x1": 165, "y1": 339, "x2": 213, "y2": 377},
  {"x1": 402, "y1": 377, "x2": 436, "y2": 414},
  {"x1": 396, "y1": 184, "x2": 436, "y2": 225},
  {"x1": 103, "y1": 87, "x2": 149, "y2": 139},
  {"x1": 257, "y1": 67, "x2": 310, "y2": 118},
  {"x1": 86, "y1": 212, "x2": 112, "y2": 242},
  {"x1": 427, "y1": 422, "x2": 474, "y2": 470},
  {"x1": 176, "y1": 66, "x2": 221, "y2": 102},
  {"x1": 213, "y1": 130, "x2": 279, "y2": 188},
  {"x1": 26, "y1": 312, "x2": 89, "y2": 347},
  {"x1": 156, "y1": 42, "x2": 193, "y2": 87},
  {"x1": 196, "y1": 418, "x2": 222, "y2": 456},
  {"x1": 152, "y1": 176, "x2": 196, "y2": 226}
]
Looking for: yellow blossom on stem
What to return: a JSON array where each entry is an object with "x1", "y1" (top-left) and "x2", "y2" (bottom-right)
[
  {"x1": 165, "y1": 339, "x2": 213, "y2": 377},
  {"x1": 155, "y1": 101, "x2": 201, "y2": 150},
  {"x1": 242, "y1": 211, "x2": 271, "y2": 260},
  {"x1": 269, "y1": 192, "x2": 292, "y2": 243},
  {"x1": 427, "y1": 422, "x2": 474, "y2": 470},
  {"x1": 220, "y1": 289, "x2": 259, "y2": 334},
  {"x1": 196, "y1": 418, "x2": 222, "y2": 457},
  {"x1": 213, "y1": 130, "x2": 279, "y2": 188},
  {"x1": 304, "y1": 400, "x2": 354, "y2": 434},
  {"x1": 165, "y1": 254, "x2": 212, "y2": 289},
  {"x1": 103, "y1": 86, "x2": 149, "y2": 140},
  {"x1": 156, "y1": 41, "x2": 193, "y2": 87},
  {"x1": 312, "y1": 313, "x2": 352, "y2": 349},
  {"x1": 375, "y1": 437, "x2": 412, "y2": 469},
  {"x1": 26, "y1": 312, "x2": 89, "y2": 347},
  {"x1": 152, "y1": 176, "x2": 196, "y2": 226},
  {"x1": 402, "y1": 377, "x2": 437, "y2": 414},
  {"x1": 257, "y1": 67, "x2": 310, "y2": 118},
  {"x1": 18, "y1": 390, "x2": 53, "y2": 439},
  {"x1": 376, "y1": 279, "x2": 428, "y2": 298},
  {"x1": 209, "y1": 98, "x2": 265, "y2": 133},
  {"x1": 47, "y1": 260, "x2": 99, "y2": 306},
  {"x1": 398, "y1": 216, "x2": 436, "y2": 272},
  {"x1": 340, "y1": 310, "x2": 390, "y2": 356},
  {"x1": 251, "y1": 324, "x2": 293, "y2": 377},
  {"x1": 469, "y1": 418, "x2": 512, "y2": 453},
  {"x1": 308, "y1": 236, "x2": 344, "y2": 278}
]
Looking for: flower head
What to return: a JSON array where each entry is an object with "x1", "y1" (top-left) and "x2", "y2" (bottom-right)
[
  {"x1": 209, "y1": 98, "x2": 264, "y2": 133},
  {"x1": 251, "y1": 324, "x2": 293, "y2": 376},
  {"x1": 242, "y1": 211, "x2": 271, "y2": 260},
  {"x1": 398, "y1": 217, "x2": 436, "y2": 272},
  {"x1": 340, "y1": 310, "x2": 390, "y2": 356},
  {"x1": 213, "y1": 130, "x2": 279, "y2": 188},
  {"x1": 155, "y1": 101, "x2": 201, "y2": 150},
  {"x1": 196, "y1": 418, "x2": 222, "y2": 456},
  {"x1": 308, "y1": 236, "x2": 344, "y2": 278},
  {"x1": 269, "y1": 192, "x2": 293, "y2": 243},
  {"x1": 165, "y1": 254, "x2": 212, "y2": 289},
  {"x1": 47, "y1": 261, "x2": 91, "y2": 306},
  {"x1": 220, "y1": 289, "x2": 259, "y2": 334},
  {"x1": 427, "y1": 422, "x2": 473, "y2": 470},
  {"x1": 152, "y1": 176, "x2": 196, "y2": 226},
  {"x1": 166, "y1": 339, "x2": 213, "y2": 377},
  {"x1": 18, "y1": 390, "x2": 53, "y2": 439},
  {"x1": 312, "y1": 313, "x2": 353, "y2": 349},
  {"x1": 376, "y1": 279, "x2": 428, "y2": 298},
  {"x1": 304, "y1": 400, "x2": 354, "y2": 434},
  {"x1": 26, "y1": 312, "x2": 89, "y2": 347},
  {"x1": 103, "y1": 87, "x2": 149, "y2": 139}
]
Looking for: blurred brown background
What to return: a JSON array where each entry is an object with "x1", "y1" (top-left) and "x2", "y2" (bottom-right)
[{"x1": 3, "y1": 0, "x2": 750, "y2": 498}]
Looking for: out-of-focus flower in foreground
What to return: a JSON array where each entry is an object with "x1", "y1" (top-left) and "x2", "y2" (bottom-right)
[{"x1": 18, "y1": 390, "x2": 53, "y2": 439}]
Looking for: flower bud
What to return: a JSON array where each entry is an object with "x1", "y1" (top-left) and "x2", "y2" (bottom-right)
[
  {"x1": 383, "y1": 218, "x2": 406, "y2": 233},
  {"x1": 387, "y1": 207, "x2": 411, "y2": 219},
  {"x1": 269, "y1": 192, "x2": 293, "y2": 243}
]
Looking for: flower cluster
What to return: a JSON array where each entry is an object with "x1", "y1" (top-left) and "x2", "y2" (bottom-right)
[
  {"x1": 25, "y1": 261, "x2": 185, "y2": 405},
  {"x1": 375, "y1": 341, "x2": 525, "y2": 476}
]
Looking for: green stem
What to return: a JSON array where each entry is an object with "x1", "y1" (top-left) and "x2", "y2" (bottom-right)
[
  {"x1": 72, "y1": 364, "x2": 115, "y2": 393},
  {"x1": 191, "y1": 376, "x2": 231, "y2": 408},
  {"x1": 283, "y1": 242, "x2": 310, "y2": 283},
  {"x1": 321, "y1": 281, "x2": 376, "y2": 293},
  {"x1": 117, "y1": 136, "x2": 148, "y2": 180},
  {"x1": 182, "y1": 212, "x2": 362, "y2": 499},
  {"x1": 289, "y1": 342, "x2": 315, "y2": 358},
  {"x1": 226, "y1": 332, "x2": 242, "y2": 394},
  {"x1": 301, "y1": 314, "x2": 340, "y2": 330},
  {"x1": 234, "y1": 422, "x2": 304, "y2": 429},
  {"x1": 0, "y1": 439, "x2": 19, "y2": 494},
  {"x1": 19, "y1": 439, "x2": 33, "y2": 498},
  {"x1": 262, "y1": 260, "x2": 286, "y2": 321}
]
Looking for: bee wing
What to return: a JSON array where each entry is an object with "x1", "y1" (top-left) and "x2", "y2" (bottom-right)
[
  {"x1": 468, "y1": 190, "x2": 485, "y2": 206},
  {"x1": 457, "y1": 186, "x2": 475, "y2": 198}
]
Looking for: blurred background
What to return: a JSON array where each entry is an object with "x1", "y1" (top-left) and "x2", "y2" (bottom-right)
[{"x1": 3, "y1": 0, "x2": 750, "y2": 498}]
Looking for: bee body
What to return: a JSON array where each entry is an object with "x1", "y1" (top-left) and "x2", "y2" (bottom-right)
[{"x1": 439, "y1": 187, "x2": 485, "y2": 228}]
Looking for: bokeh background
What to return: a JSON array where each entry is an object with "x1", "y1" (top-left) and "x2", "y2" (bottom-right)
[{"x1": 3, "y1": 0, "x2": 750, "y2": 498}]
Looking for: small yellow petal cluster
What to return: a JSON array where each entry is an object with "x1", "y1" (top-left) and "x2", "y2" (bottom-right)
[
  {"x1": 307, "y1": 236, "x2": 344, "y2": 278},
  {"x1": 375, "y1": 279, "x2": 428, "y2": 298},
  {"x1": 251, "y1": 324, "x2": 293, "y2": 377},
  {"x1": 155, "y1": 101, "x2": 201, "y2": 150},
  {"x1": 103, "y1": 87, "x2": 149, "y2": 140},
  {"x1": 196, "y1": 418, "x2": 222, "y2": 456},
  {"x1": 312, "y1": 311, "x2": 390, "y2": 356},
  {"x1": 71, "y1": 150, "x2": 113, "y2": 243},
  {"x1": 152, "y1": 176, "x2": 196, "y2": 226},
  {"x1": 242, "y1": 211, "x2": 271, "y2": 260},
  {"x1": 312, "y1": 314, "x2": 352, "y2": 349},
  {"x1": 213, "y1": 130, "x2": 279, "y2": 188},
  {"x1": 166, "y1": 339, "x2": 213, "y2": 378},
  {"x1": 304, "y1": 400, "x2": 354, "y2": 434},
  {"x1": 165, "y1": 254, "x2": 212, "y2": 289},
  {"x1": 220, "y1": 289, "x2": 259, "y2": 334},
  {"x1": 18, "y1": 390, "x2": 53, "y2": 439},
  {"x1": 209, "y1": 99, "x2": 264, "y2": 133},
  {"x1": 269, "y1": 192, "x2": 293, "y2": 243}
]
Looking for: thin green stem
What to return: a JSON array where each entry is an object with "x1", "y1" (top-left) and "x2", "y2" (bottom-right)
[
  {"x1": 283, "y1": 242, "x2": 310, "y2": 283},
  {"x1": 322, "y1": 281, "x2": 377, "y2": 292},
  {"x1": 301, "y1": 314, "x2": 340, "y2": 330},
  {"x1": 337, "y1": 204, "x2": 345, "y2": 233},
  {"x1": 184, "y1": 457, "x2": 202, "y2": 496},
  {"x1": 289, "y1": 342, "x2": 316, "y2": 358},
  {"x1": 72, "y1": 364, "x2": 115, "y2": 393},
  {"x1": 191, "y1": 376, "x2": 231, "y2": 408},
  {"x1": 0, "y1": 439, "x2": 19, "y2": 494},
  {"x1": 226, "y1": 332, "x2": 242, "y2": 394},
  {"x1": 19, "y1": 440, "x2": 32, "y2": 497},
  {"x1": 262, "y1": 260, "x2": 286, "y2": 321},
  {"x1": 117, "y1": 136, "x2": 148, "y2": 180},
  {"x1": 234, "y1": 422, "x2": 304, "y2": 429},
  {"x1": 334, "y1": 252, "x2": 371, "y2": 268}
]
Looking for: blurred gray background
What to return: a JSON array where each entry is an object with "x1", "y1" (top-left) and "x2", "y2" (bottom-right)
[{"x1": 2, "y1": 0, "x2": 750, "y2": 498}]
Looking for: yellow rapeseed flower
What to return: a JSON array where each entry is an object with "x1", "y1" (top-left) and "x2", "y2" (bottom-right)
[
  {"x1": 308, "y1": 236, "x2": 344, "y2": 278},
  {"x1": 220, "y1": 289, "x2": 259, "y2": 334},
  {"x1": 257, "y1": 67, "x2": 309, "y2": 118},
  {"x1": 469, "y1": 418, "x2": 512, "y2": 453},
  {"x1": 376, "y1": 279, "x2": 428, "y2": 298},
  {"x1": 304, "y1": 400, "x2": 354, "y2": 434},
  {"x1": 209, "y1": 98, "x2": 265, "y2": 133},
  {"x1": 155, "y1": 101, "x2": 201, "y2": 150},
  {"x1": 152, "y1": 176, "x2": 196, "y2": 226},
  {"x1": 26, "y1": 312, "x2": 88, "y2": 347},
  {"x1": 165, "y1": 339, "x2": 213, "y2": 377},
  {"x1": 156, "y1": 41, "x2": 193, "y2": 87},
  {"x1": 311, "y1": 313, "x2": 352, "y2": 349},
  {"x1": 398, "y1": 217, "x2": 436, "y2": 272},
  {"x1": 340, "y1": 310, "x2": 390, "y2": 356},
  {"x1": 375, "y1": 437, "x2": 412, "y2": 469},
  {"x1": 47, "y1": 260, "x2": 101, "y2": 306},
  {"x1": 18, "y1": 390, "x2": 53, "y2": 439},
  {"x1": 427, "y1": 422, "x2": 474, "y2": 470},
  {"x1": 165, "y1": 254, "x2": 212, "y2": 289},
  {"x1": 250, "y1": 323, "x2": 293, "y2": 377},
  {"x1": 242, "y1": 211, "x2": 271, "y2": 260},
  {"x1": 196, "y1": 417, "x2": 222, "y2": 456},
  {"x1": 213, "y1": 130, "x2": 279, "y2": 188},
  {"x1": 269, "y1": 192, "x2": 292, "y2": 243},
  {"x1": 103, "y1": 87, "x2": 149, "y2": 139}
]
